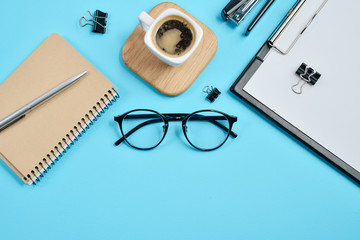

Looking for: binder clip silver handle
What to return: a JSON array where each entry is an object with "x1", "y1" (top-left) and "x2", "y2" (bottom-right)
[
  {"x1": 292, "y1": 72, "x2": 312, "y2": 94},
  {"x1": 80, "y1": 10, "x2": 106, "y2": 28}
]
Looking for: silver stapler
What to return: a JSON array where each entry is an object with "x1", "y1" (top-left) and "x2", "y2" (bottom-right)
[{"x1": 222, "y1": 0, "x2": 259, "y2": 24}]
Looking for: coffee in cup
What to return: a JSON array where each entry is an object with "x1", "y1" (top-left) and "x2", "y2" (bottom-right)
[
  {"x1": 153, "y1": 16, "x2": 194, "y2": 57},
  {"x1": 138, "y1": 8, "x2": 203, "y2": 66}
]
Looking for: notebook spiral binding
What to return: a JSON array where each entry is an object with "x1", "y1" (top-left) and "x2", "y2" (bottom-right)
[{"x1": 23, "y1": 87, "x2": 119, "y2": 185}]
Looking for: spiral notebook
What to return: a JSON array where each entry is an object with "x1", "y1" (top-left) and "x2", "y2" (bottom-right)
[{"x1": 0, "y1": 33, "x2": 119, "y2": 185}]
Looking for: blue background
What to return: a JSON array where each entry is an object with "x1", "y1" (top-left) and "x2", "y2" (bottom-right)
[{"x1": 0, "y1": 0, "x2": 359, "y2": 239}]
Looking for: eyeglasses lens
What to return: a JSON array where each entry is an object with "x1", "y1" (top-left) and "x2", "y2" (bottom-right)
[
  {"x1": 122, "y1": 110, "x2": 165, "y2": 149},
  {"x1": 185, "y1": 111, "x2": 230, "y2": 150}
]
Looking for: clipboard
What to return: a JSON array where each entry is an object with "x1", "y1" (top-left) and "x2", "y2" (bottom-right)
[{"x1": 230, "y1": 0, "x2": 360, "y2": 183}]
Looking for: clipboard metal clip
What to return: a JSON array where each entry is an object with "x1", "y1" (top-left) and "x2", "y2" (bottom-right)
[
  {"x1": 269, "y1": 0, "x2": 328, "y2": 55},
  {"x1": 292, "y1": 63, "x2": 321, "y2": 94}
]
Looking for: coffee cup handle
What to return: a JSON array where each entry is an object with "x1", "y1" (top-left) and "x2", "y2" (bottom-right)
[{"x1": 138, "y1": 12, "x2": 155, "y2": 32}]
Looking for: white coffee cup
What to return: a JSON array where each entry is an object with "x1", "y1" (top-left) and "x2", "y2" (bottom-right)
[{"x1": 138, "y1": 8, "x2": 203, "y2": 66}]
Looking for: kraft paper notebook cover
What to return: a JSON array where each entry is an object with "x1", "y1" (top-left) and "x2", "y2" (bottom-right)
[{"x1": 0, "y1": 33, "x2": 119, "y2": 185}]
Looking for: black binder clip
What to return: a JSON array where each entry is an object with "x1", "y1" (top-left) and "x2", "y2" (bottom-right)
[
  {"x1": 293, "y1": 63, "x2": 321, "y2": 94},
  {"x1": 80, "y1": 10, "x2": 108, "y2": 34},
  {"x1": 203, "y1": 86, "x2": 221, "y2": 103},
  {"x1": 222, "y1": 0, "x2": 259, "y2": 24}
]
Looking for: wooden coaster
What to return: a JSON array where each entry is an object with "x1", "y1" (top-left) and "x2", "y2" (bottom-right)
[{"x1": 122, "y1": 2, "x2": 218, "y2": 96}]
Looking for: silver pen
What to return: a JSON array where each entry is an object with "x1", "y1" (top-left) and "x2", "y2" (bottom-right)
[{"x1": 0, "y1": 71, "x2": 87, "y2": 132}]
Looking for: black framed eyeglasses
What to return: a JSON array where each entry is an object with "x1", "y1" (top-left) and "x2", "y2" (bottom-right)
[{"x1": 114, "y1": 109, "x2": 237, "y2": 151}]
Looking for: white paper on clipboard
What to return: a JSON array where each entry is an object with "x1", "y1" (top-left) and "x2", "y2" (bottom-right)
[{"x1": 243, "y1": 0, "x2": 360, "y2": 172}]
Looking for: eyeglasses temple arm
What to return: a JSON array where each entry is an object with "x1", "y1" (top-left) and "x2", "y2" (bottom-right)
[
  {"x1": 187, "y1": 115, "x2": 238, "y2": 138},
  {"x1": 209, "y1": 120, "x2": 237, "y2": 138}
]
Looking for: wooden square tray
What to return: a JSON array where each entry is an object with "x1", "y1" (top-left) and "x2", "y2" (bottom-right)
[{"x1": 122, "y1": 2, "x2": 218, "y2": 96}]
